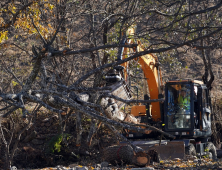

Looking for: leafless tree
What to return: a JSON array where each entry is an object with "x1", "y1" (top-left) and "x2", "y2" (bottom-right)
[{"x1": 1, "y1": 0, "x2": 222, "y2": 168}]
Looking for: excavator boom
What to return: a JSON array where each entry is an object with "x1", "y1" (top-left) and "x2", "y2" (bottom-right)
[{"x1": 135, "y1": 42, "x2": 163, "y2": 121}]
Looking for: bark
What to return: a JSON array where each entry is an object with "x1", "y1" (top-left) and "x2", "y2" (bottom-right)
[
  {"x1": 86, "y1": 49, "x2": 102, "y2": 145},
  {"x1": 87, "y1": 119, "x2": 98, "y2": 146},
  {"x1": 76, "y1": 111, "x2": 82, "y2": 146},
  {"x1": 205, "y1": 49, "x2": 214, "y2": 89},
  {"x1": 211, "y1": 101, "x2": 221, "y2": 149},
  {"x1": 75, "y1": 92, "x2": 90, "y2": 146},
  {"x1": 103, "y1": 145, "x2": 134, "y2": 165},
  {"x1": 200, "y1": 25, "x2": 214, "y2": 89},
  {"x1": 103, "y1": 145, "x2": 149, "y2": 167}
]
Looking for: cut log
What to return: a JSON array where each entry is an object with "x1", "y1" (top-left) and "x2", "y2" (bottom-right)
[
  {"x1": 132, "y1": 156, "x2": 149, "y2": 167},
  {"x1": 103, "y1": 145, "x2": 149, "y2": 166},
  {"x1": 103, "y1": 145, "x2": 134, "y2": 165},
  {"x1": 132, "y1": 151, "x2": 150, "y2": 167}
]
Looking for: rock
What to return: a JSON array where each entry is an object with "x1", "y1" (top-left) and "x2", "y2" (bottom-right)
[
  {"x1": 42, "y1": 118, "x2": 50, "y2": 122},
  {"x1": 202, "y1": 159, "x2": 207, "y2": 163},
  {"x1": 56, "y1": 165, "x2": 66, "y2": 170},
  {"x1": 186, "y1": 160, "x2": 192, "y2": 163},
  {"x1": 172, "y1": 165, "x2": 177, "y2": 168},
  {"x1": 187, "y1": 155, "x2": 197, "y2": 160},
  {"x1": 10, "y1": 166, "x2": 17, "y2": 170},
  {"x1": 76, "y1": 166, "x2": 88, "y2": 170},
  {"x1": 101, "y1": 161, "x2": 109, "y2": 167},
  {"x1": 93, "y1": 164, "x2": 101, "y2": 168},
  {"x1": 131, "y1": 167, "x2": 154, "y2": 170},
  {"x1": 31, "y1": 139, "x2": 44, "y2": 145},
  {"x1": 173, "y1": 158, "x2": 181, "y2": 161},
  {"x1": 100, "y1": 168, "x2": 111, "y2": 170},
  {"x1": 69, "y1": 164, "x2": 79, "y2": 168},
  {"x1": 193, "y1": 159, "x2": 200, "y2": 163}
]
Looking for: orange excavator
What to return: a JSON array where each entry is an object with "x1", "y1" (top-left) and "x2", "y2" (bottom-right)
[{"x1": 103, "y1": 27, "x2": 217, "y2": 160}]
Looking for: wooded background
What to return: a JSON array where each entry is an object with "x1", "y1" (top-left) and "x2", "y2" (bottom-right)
[{"x1": 1, "y1": 0, "x2": 222, "y2": 169}]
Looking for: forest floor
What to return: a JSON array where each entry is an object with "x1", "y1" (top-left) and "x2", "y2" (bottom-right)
[
  {"x1": 0, "y1": 109, "x2": 221, "y2": 170},
  {"x1": 14, "y1": 158, "x2": 222, "y2": 170}
]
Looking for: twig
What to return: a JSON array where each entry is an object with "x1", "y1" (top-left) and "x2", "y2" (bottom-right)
[
  {"x1": 30, "y1": 16, "x2": 47, "y2": 46},
  {"x1": 48, "y1": 17, "x2": 65, "y2": 46},
  {"x1": 2, "y1": 107, "x2": 19, "y2": 118},
  {"x1": 1, "y1": 60, "x2": 23, "y2": 86},
  {"x1": 24, "y1": 94, "x2": 63, "y2": 114},
  {"x1": 101, "y1": 93, "x2": 165, "y2": 104},
  {"x1": 52, "y1": 44, "x2": 138, "y2": 56}
]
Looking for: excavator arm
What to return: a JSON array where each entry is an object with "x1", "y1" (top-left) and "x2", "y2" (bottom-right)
[
  {"x1": 119, "y1": 27, "x2": 164, "y2": 122},
  {"x1": 132, "y1": 41, "x2": 163, "y2": 122}
]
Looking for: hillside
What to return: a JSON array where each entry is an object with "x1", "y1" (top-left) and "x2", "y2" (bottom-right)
[{"x1": 1, "y1": 0, "x2": 222, "y2": 169}]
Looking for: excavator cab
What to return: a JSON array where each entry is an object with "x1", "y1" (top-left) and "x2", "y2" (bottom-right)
[
  {"x1": 165, "y1": 82, "x2": 193, "y2": 130},
  {"x1": 164, "y1": 80, "x2": 212, "y2": 139}
]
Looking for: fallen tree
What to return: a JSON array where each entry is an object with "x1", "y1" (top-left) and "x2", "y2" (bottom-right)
[{"x1": 1, "y1": 0, "x2": 221, "y2": 169}]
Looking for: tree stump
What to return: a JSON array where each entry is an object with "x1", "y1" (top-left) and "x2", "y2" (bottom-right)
[{"x1": 103, "y1": 145, "x2": 149, "y2": 166}]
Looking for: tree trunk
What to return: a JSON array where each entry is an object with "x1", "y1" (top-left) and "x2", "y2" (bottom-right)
[
  {"x1": 76, "y1": 111, "x2": 82, "y2": 146},
  {"x1": 72, "y1": 92, "x2": 89, "y2": 146}
]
